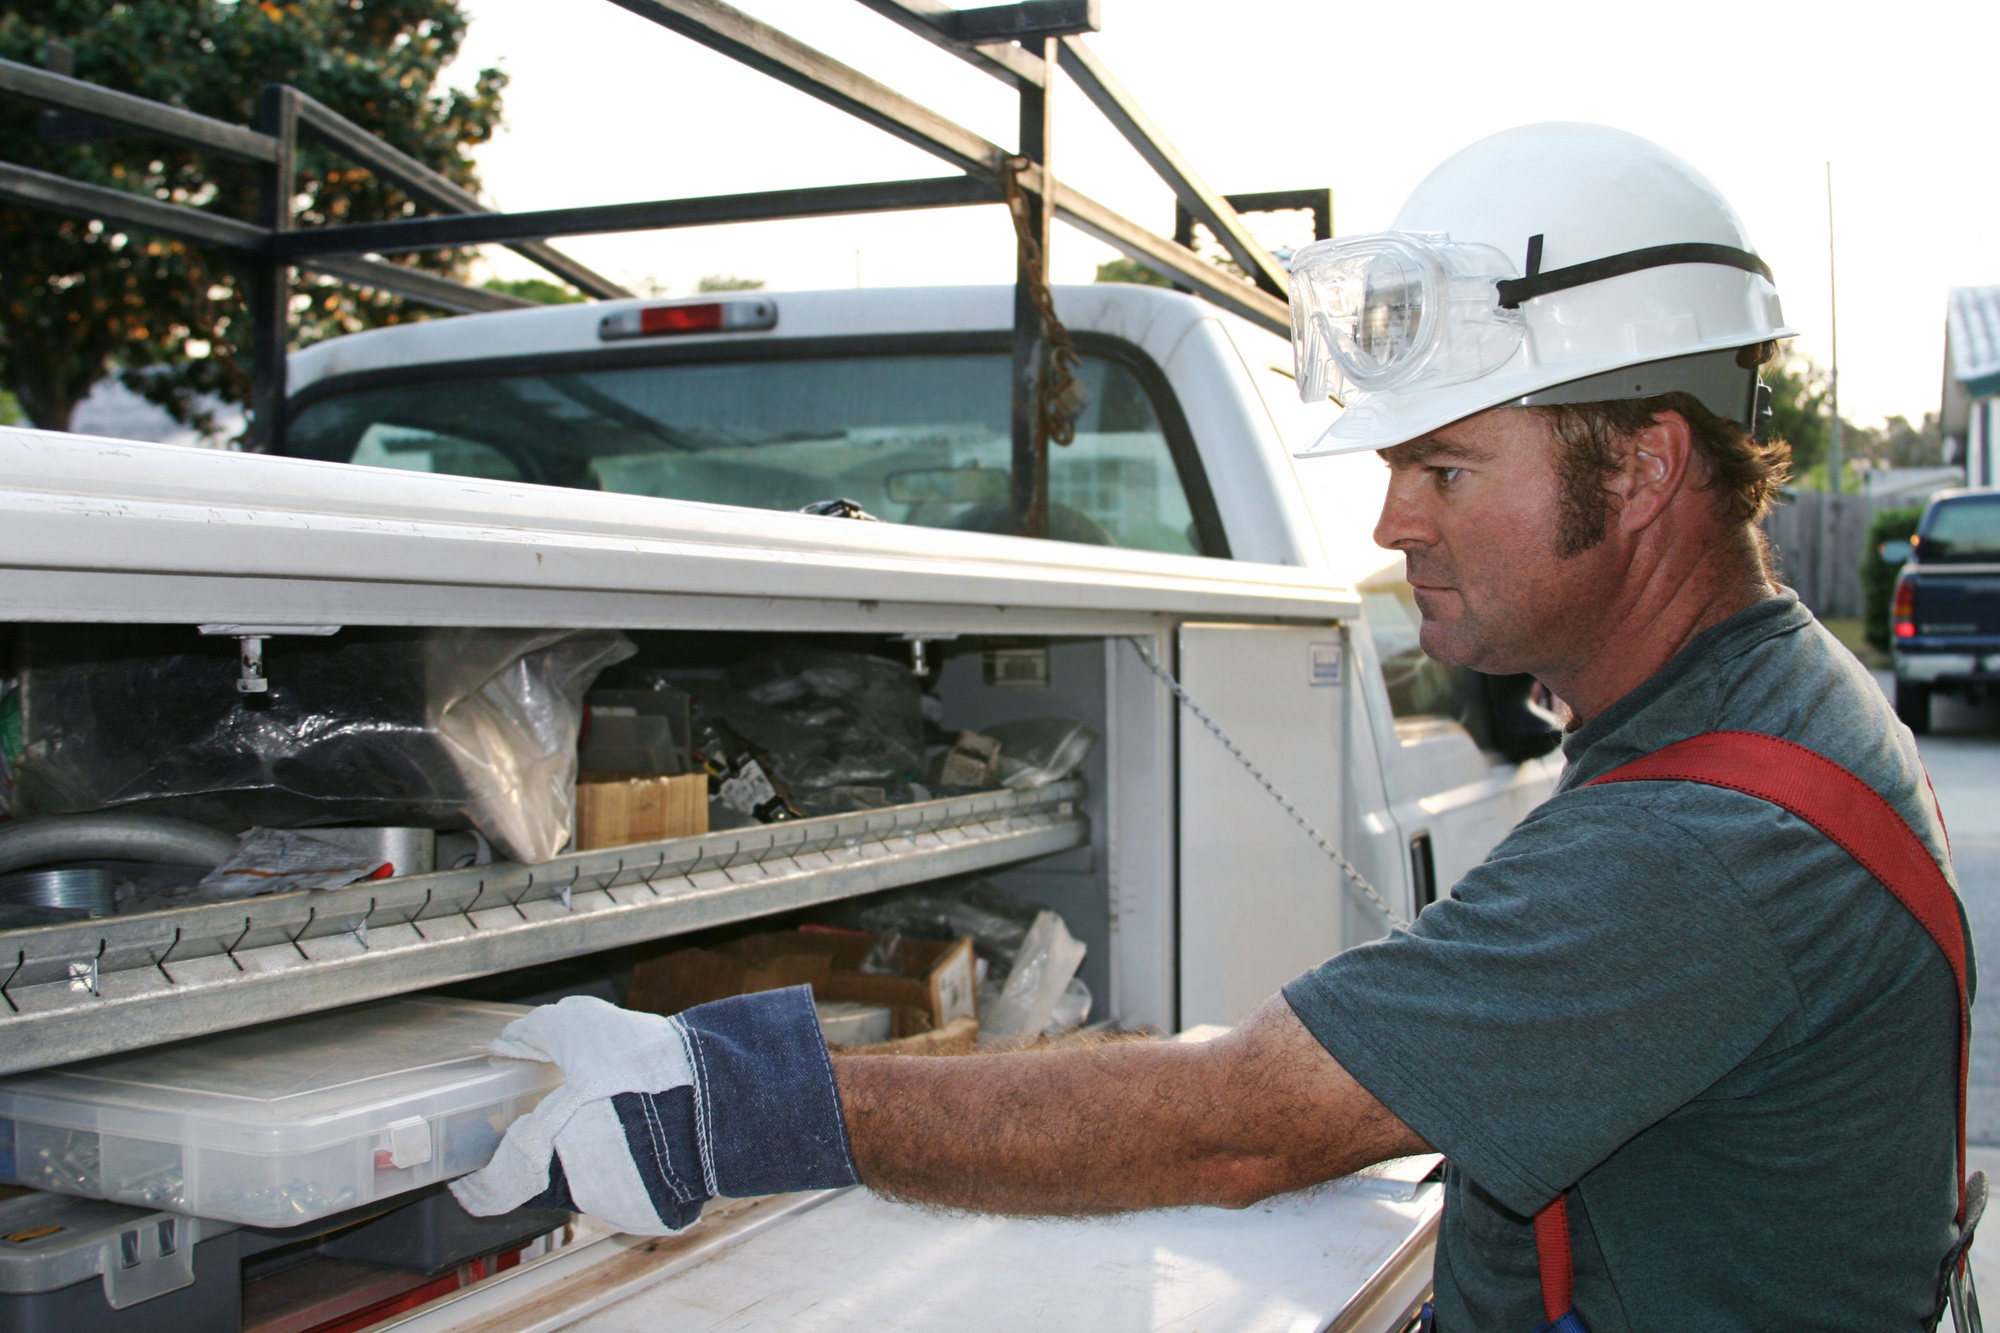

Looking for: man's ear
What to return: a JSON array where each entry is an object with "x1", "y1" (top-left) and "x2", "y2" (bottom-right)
[{"x1": 1614, "y1": 410, "x2": 1695, "y2": 533}]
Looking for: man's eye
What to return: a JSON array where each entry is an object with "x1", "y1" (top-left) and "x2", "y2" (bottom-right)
[{"x1": 1432, "y1": 467, "x2": 1464, "y2": 488}]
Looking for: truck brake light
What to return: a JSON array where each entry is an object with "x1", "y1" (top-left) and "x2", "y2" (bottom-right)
[
  {"x1": 598, "y1": 299, "x2": 778, "y2": 341},
  {"x1": 1892, "y1": 574, "x2": 1917, "y2": 639}
]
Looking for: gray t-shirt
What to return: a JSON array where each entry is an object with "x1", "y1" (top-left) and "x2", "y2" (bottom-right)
[{"x1": 1284, "y1": 594, "x2": 1966, "y2": 1331}]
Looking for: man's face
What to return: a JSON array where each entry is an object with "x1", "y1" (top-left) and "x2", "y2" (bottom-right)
[{"x1": 1372, "y1": 407, "x2": 1615, "y2": 677}]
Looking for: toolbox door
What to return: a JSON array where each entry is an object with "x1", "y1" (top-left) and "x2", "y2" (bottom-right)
[{"x1": 1176, "y1": 623, "x2": 1359, "y2": 1028}]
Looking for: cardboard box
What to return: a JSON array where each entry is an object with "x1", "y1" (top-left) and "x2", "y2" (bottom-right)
[
  {"x1": 844, "y1": 1014, "x2": 979, "y2": 1057},
  {"x1": 627, "y1": 929, "x2": 977, "y2": 1039},
  {"x1": 575, "y1": 772, "x2": 708, "y2": 850}
]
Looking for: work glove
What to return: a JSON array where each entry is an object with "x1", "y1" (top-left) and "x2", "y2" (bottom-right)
[{"x1": 449, "y1": 987, "x2": 857, "y2": 1234}]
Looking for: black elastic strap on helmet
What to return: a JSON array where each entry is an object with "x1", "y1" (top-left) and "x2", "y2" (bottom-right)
[{"x1": 1495, "y1": 243, "x2": 1774, "y2": 310}]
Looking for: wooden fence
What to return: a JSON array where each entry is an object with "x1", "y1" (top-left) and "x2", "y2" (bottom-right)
[{"x1": 1760, "y1": 491, "x2": 1917, "y2": 620}]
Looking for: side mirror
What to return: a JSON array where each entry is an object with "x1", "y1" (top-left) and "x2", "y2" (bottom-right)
[{"x1": 1879, "y1": 539, "x2": 1914, "y2": 565}]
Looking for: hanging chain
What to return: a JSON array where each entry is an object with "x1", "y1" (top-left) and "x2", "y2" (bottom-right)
[
  {"x1": 1124, "y1": 637, "x2": 1407, "y2": 928},
  {"x1": 1001, "y1": 156, "x2": 1087, "y2": 450}
]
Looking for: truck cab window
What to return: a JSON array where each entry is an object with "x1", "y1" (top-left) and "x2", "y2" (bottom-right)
[
  {"x1": 352, "y1": 426, "x2": 521, "y2": 481},
  {"x1": 1356, "y1": 560, "x2": 1562, "y2": 761},
  {"x1": 288, "y1": 353, "x2": 1210, "y2": 557},
  {"x1": 1357, "y1": 562, "x2": 1459, "y2": 720},
  {"x1": 1919, "y1": 494, "x2": 2000, "y2": 561}
]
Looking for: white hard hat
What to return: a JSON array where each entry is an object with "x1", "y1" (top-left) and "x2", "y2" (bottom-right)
[{"x1": 1290, "y1": 122, "x2": 1794, "y2": 456}]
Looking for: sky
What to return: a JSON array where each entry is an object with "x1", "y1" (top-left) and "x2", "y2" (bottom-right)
[{"x1": 446, "y1": 0, "x2": 2000, "y2": 431}]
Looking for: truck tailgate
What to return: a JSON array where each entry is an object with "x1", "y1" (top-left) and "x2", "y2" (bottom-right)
[
  {"x1": 383, "y1": 1161, "x2": 1442, "y2": 1333},
  {"x1": 1916, "y1": 571, "x2": 2000, "y2": 636}
]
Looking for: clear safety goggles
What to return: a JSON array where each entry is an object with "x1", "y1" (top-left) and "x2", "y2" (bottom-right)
[
  {"x1": 1288, "y1": 231, "x2": 1523, "y2": 404},
  {"x1": 1288, "y1": 231, "x2": 1779, "y2": 406}
]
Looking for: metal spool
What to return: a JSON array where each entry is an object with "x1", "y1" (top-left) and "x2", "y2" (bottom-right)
[{"x1": 0, "y1": 867, "x2": 118, "y2": 918}]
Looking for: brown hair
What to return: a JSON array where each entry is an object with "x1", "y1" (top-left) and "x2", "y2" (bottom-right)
[{"x1": 1532, "y1": 391, "x2": 1791, "y2": 558}]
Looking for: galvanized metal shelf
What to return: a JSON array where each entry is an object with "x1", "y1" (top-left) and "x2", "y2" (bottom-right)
[{"x1": 0, "y1": 782, "x2": 1085, "y2": 1074}]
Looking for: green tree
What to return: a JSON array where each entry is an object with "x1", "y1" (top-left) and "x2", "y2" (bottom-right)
[
  {"x1": 0, "y1": 2, "x2": 507, "y2": 435},
  {"x1": 1852, "y1": 413, "x2": 1945, "y2": 470},
  {"x1": 1861, "y1": 506, "x2": 1923, "y2": 650},
  {"x1": 1763, "y1": 351, "x2": 1830, "y2": 479},
  {"x1": 1758, "y1": 349, "x2": 1939, "y2": 489},
  {"x1": 484, "y1": 276, "x2": 583, "y2": 305},
  {"x1": 1094, "y1": 258, "x2": 1170, "y2": 287}
]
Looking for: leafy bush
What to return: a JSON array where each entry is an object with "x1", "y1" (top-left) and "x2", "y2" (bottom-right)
[
  {"x1": 1862, "y1": 506, "x2": 1924, "y2": 649},
  {"x1": 1093, "y1": 258, "x2": 1170, "y2": 287}
]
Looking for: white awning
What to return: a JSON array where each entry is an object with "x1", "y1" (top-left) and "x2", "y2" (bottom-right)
[{"x1": 1947, "y1": 285, "x2": 2000, "y2": 394}]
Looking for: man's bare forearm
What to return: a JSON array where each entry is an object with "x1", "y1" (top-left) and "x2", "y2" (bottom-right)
[{"x1": 831, "y1": 996, "x2": 1428, "y2": 1216}]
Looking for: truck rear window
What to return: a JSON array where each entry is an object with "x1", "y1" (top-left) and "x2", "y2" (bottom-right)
[
  {"x1": 286, "y1": 352, "x2": 1210, "y2": 556},
  {"x1": 1920, "y1": 495, "x2": 2000, "y2": 562}
]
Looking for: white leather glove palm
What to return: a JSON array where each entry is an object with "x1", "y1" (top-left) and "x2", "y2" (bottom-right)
[{"x1": 450, "y1": 988, "x2": 855, "y2": 1235}]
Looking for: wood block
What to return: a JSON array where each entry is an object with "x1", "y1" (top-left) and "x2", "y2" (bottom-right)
[{"x1": 575, "y1": 772, "x2": 708, "y2": 851}]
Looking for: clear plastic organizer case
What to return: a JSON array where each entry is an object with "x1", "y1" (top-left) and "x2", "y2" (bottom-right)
[{"x1": 0, "y1": 997, "x2": 559, "y2": 1227}]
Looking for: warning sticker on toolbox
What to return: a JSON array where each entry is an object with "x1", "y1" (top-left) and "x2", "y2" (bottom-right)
[{"x1": 1309, "y1": 642, "x2": 1343, "y2": 687}]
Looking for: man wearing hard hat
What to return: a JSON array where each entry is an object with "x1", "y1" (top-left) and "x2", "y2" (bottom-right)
[{"x1": 454, "y1": 125, "x2": 1974, "y2": 1332}]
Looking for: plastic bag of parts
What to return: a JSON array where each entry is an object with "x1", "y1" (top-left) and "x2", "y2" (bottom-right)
[
  {"x1": 845, "y1": 877, "x2": 1046, "y2": 974},
  {"x1": 689, "y1": 648, "x2": 926, "y2": 819},
  {"x1": 691, "y1": 710, "x2": 801, "y2": 827},
  {"x1": 932, "y1": 730, "x2": 1002, "y2": 789},
  {"x1": 980, "y1": 909, "x2": 1088, "y2": 1040},
  {"x1": 826, "y1": 879, "x2": 1091, "y2": 1038},
  {"x1": 192, "y1": 828, "x2": 392, "y2": 901},
  {"x1": 982, "y1": 718, "x2": 1097, "y2": 789},
  {"x1": 12, "y1": 627, "x2": 633, "y2": 865},
  {"x1": 1044, "y1": 976, "x2": 1093, "y2": 1034}
]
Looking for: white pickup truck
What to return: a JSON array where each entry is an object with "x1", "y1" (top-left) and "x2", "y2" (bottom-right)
[{"x1": 0, "y1": 282, "x2": 1562, "y2": 1332}]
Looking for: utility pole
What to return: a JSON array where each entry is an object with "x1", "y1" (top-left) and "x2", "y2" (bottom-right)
[{"x1": 1826, "y1": 162, "x2": 1842, "y2": 496}]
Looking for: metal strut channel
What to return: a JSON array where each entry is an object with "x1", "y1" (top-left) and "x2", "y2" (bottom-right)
[
  {"x1": 289, "y1": 90, "x2": 630, "y2": 301},
  {"x1": 0, "y1": 782, "x2": 1085, "y2": 1074},
  {"x1": 272, "y1": 177, "x2": 1003, "y2": 259},
  {"x1": 0, "y1": 160, "x2": 268, "y2": 252},
  {"x1": 845, "y1": 3, "x2": 1290, "y2": 299},
  {"x1": 602, "y1": 0, "x2": 1289, "y2": 336},
  {"x1": 0, "y1": 55, "x2": 280, "y2": 162}
]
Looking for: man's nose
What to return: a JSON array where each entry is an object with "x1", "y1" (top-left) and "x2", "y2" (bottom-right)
[{"x1": 1373, "y1": 472, "x2": 1438, "y2": 552}]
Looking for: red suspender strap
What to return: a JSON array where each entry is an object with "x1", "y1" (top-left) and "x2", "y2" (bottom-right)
[
  {"x1": 1534, "y1": 1194, "x2": 1575, "y2": 1323},
  {"x1": 1529, "y1": 730, "x2": 1967, "y2": 1320}
]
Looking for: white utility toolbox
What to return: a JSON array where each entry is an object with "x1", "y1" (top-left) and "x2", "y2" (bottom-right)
[{"x1": 0, "y1": 280, "x2": 1562, "y2": 1331}]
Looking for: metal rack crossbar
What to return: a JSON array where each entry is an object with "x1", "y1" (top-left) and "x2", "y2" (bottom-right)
[
  {"x1": 0, "y1": 2, "x2": 1323, "y2": 532},
  {"x1": 0, "y1": 781, "x2": 1085, "y2": 1074}
]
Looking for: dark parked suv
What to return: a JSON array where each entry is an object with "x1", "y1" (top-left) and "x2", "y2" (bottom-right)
[{"x1": 1889, "y1": 487, "x2": 2000, "y2": 731}]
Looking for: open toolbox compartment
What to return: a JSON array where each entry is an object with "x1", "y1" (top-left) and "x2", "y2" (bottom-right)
[
  {"x1": 0, "y1": 627, "x2": 1120, "y2": 1076},
  {"x1": 0, "y1": 625, "x2": 1139, "y2": 1330}
]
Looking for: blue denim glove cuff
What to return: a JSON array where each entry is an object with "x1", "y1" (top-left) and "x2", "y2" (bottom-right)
[
  {"x1": 518, "y1": 985, "x2": 856, "y2": 1228},
  {"x1": 683, "y1": 985, "x2": 860, "y2": 1198}
]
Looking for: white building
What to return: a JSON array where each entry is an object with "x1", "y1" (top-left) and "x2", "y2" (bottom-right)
[{"x1": 1944, "y1": 285, "x2": 2000, "y2": 488}]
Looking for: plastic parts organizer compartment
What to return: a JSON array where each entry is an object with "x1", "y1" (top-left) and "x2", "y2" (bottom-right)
[{"x1": 0, "y1": 997, "x2": 559, "y2": 1228}]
